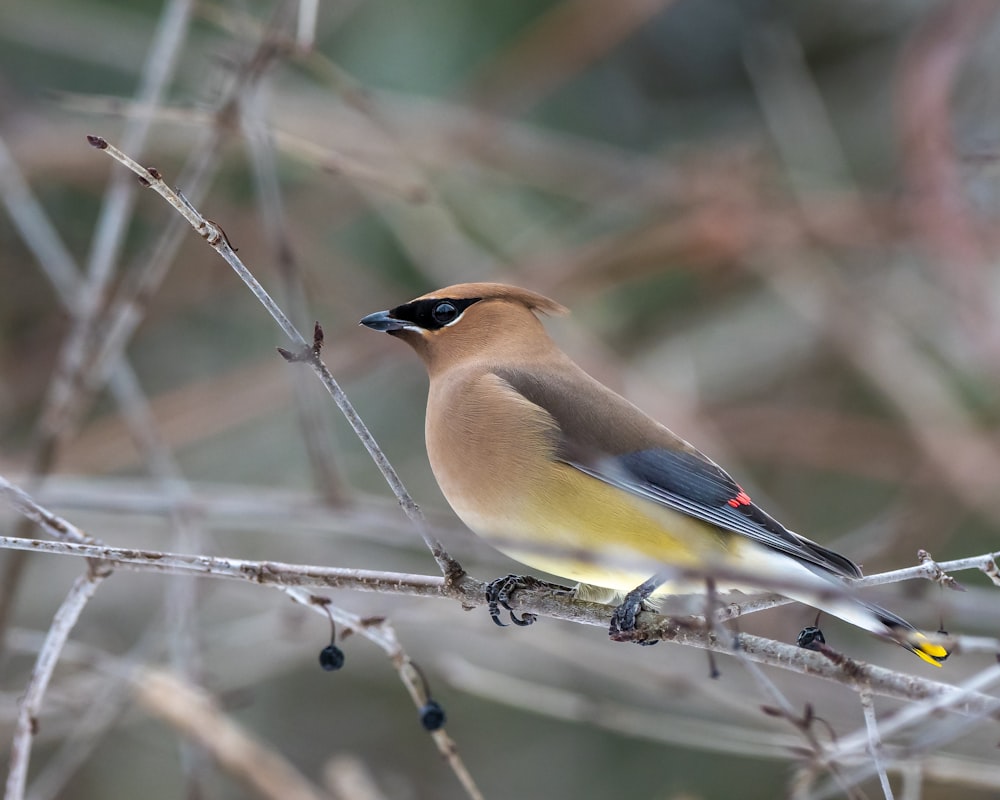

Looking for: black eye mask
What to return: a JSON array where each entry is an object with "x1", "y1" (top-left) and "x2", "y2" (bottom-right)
[{"x1": 389, "y1": 297, "x2": 482, "y2": 330}]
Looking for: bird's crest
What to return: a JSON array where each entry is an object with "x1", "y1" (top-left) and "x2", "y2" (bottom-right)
[{"x1": 416, "y1": 283, "x2": 568, "y2": 317}]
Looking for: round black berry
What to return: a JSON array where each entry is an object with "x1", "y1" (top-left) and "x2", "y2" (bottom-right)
[
  {"x1": 319, "y1": 644, "x2": 345, "y2": 671},
  {"x1": 419, "y1": 700, "x2": 446, "y2": 731}
]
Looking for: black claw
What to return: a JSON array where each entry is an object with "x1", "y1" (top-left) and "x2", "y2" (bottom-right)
[
  {"x1": 485, "y1": 574, "x2": 569, "y2": 628},
  {"x1": 486, "y1": 573, "x2": 523, "y2": 627},
  {"x1": 487, "y1": 593, "x2": 508, "y2": 627}
]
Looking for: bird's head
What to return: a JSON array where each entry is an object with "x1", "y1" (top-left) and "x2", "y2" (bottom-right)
[{"x1": 360, "y1": 283, "x2": 568, "y2": 373}]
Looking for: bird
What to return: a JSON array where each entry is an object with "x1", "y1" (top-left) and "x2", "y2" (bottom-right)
[{"x1": 360, "y1": 282, "x2": 949, "y2": 666}]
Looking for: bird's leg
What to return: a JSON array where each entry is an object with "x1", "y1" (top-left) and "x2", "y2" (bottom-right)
[
  {"x1": 609, "y1": 573, "x2": 668, "y2": 644},
  {"x1": 703, "y1": 578, "x2": 721, "y2": 679},
  {"x1": 485, "y1": 574, "x2": 572, "y2": 627}
]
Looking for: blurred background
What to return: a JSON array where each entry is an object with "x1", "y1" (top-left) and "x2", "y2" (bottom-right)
[{"x1": 2, "y1": 0, "x2": 1000, "y2": 798}]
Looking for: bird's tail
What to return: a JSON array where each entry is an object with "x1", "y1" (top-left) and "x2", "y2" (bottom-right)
[
  {"x1": 865, "y1": 601, "x2": 950, "y2": 667},
  {"x1": 783, "y1": 578, "x2": 950, "y2": 666}
]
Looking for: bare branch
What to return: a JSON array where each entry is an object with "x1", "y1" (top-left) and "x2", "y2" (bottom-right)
[
  {"x1": 86, "y1": 136, "x2": 461, "y2": 581},
  {"x1": 1, "y1": 530, "x2": 997, "y2": 714},
  {"x1": 279, "y1": 589, "x2": 486, "y2": 800},
  {"x1": 5, "y1": 573, "x2": 109, "y2": 800},
  {"x1": 0, "y1": 532, "x2": 445, "y2": 598},
  {"x1": 859, "y1": 689, "x2": 894, "y2": 800}
]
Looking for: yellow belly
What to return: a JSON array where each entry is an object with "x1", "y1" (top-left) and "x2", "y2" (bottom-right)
[{"x1": 446, "y1": 461, "x2": 731, "y2": 593}]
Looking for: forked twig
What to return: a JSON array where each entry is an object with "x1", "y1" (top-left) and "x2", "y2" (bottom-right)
[{"x1": 85, "y1": 134, "x2": 461, "y2": 583}]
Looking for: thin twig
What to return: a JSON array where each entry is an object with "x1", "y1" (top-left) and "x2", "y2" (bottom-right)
[
  {"x1": 446, "y1": 656, "x2": 998, "y2": 796},
  {"x1": 443, "y1": 656, "x2": 804, "y2": 759},
  {"x1": 38, "y1": 0, "x2": 193, "y2": 446},
  {"x1": 0, "y1": 532, "x2": 445, "y2": 597},
  {"x1": 24, "y1": 624, "x2": 165, "y2": 800},
  {"x1": 859, "y1": 689, "x2": 894, "y2": 800},
  {"x1": 703, "y1": 583, "x2": 858, "y2": 797},
  {"x1": 811, "y1": 662, "x2": 1000, "y2": 800},
  {"x1": 0, "y1": 481, "x2": 95, "y2": 545},
  {"x1": 54, "y1": 6, "x2": 299, "y2": 445},
  {"x1": 281, "y1": 588, "x2": 486, "y2": 800},
  {"x1": 86, "y1": 135, "x2": 461, "y2": 581},
  {"x1": 817, "y1": 664, "x2": 1000, "y2": 797},
  {"x1": 0, "y1": 0, "x2": 195, "y2": 659},
  {"x1": 855, "y1": 552, "x2": 998, "y2": 588},
  {"x1": 239, "y1": 79, "x2": 348, "y2": 504},
  {"x1": 2, "y1": 472, "x2": 482, "y2": 797},
  {"x1": 3, "y1": 99, "x2": 224, "y2": 800},
  {"x1": 5, "y1": 573, "x2": 109, "y2": 800}
]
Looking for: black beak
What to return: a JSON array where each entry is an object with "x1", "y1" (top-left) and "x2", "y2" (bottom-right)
[{"x1": 359, "y1": 309, "x2": 409, "y2": 333}]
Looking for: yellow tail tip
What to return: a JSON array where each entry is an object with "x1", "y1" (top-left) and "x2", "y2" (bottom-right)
[{"x1": 910, "y1": 632, "x2": 949, "y2": 666}]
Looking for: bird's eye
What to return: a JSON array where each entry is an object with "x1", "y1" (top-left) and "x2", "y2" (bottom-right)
[{"x1": 432, "y1": 301, "x2": 458, "y2": 325}]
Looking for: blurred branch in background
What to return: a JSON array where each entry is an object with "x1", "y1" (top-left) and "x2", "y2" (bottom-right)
[{"x1": 1, "y1": 1, "x2": 1000, "y2": 799}]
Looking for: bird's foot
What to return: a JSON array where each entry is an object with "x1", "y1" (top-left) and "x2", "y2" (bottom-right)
[
  {"x1": 609, "y1": 581, "x2": 661, "y2": 646},
  {"x1": 486, "y1": 574, "x2": 535, "y2": 627},
  {"x1": 485, "y1": 574, "x2": 573, "y2": 627}
]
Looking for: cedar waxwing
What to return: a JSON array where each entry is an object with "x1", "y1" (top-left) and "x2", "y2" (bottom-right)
[{"x1": 360, "y1": 283, "x2": 949, "y2": 666}]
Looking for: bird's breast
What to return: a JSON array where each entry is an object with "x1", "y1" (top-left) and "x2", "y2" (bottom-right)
[{"x1": 425, "y1": 370, "x2": 556, "y2": 535}]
